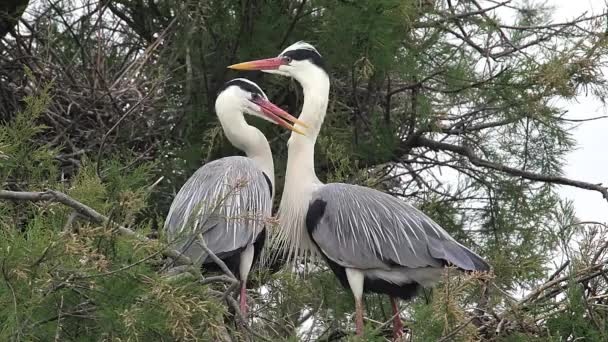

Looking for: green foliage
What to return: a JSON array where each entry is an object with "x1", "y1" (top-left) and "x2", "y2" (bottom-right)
[
  {"x1": 545, "y1": 283, "x2": 606, "y2": 341},
  {"x1": 2, "y1": 0, "x2": 608, "y2": 340},
  {"x1": 318, "y1": 0, "x2": 413, "y2": 73},
  {"x1": 410, "y1": 301, "x2": 447, "y2": 341},
  {"x1": 0, "y1": 82, "x2": 58, "y2": 189},
  {"x1": 0, "y1": 92, "x2": 225, "y2": 341}
]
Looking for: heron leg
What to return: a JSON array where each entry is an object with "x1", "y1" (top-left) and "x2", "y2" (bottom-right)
[
  {"x1": 345, "y1": 268, "x2": 365, "y2": 336},
  {"x1": 390, "y1": 296, "x2": 404, "y2": 340},
  {"x1": 238, "y1": 244, "x2": 255, "y2": 318},
  {"x1": 239, "y1": 281, "x2": 248, "y2": 317},
  {"x1": 355, "y1": 298, "x2": 364, "y2": 336}
]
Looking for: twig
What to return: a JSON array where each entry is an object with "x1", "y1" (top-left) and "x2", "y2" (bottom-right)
[
  {"x1": 277, "y1": 0, "x2": 308, "y2": 49},
  {"x1": 30, "y1": 242, "x2": 54, "y2": 268},
  {"x1": 54, "y1": 295, "x2": 64, "y2": 342},
  {"x1": 414, "y1": 137, "x2": 608, "y2": 202},
  {"x1": 370, "y1": 300, "x2": 404, "y2": 336},
  {"x1": 29, "y1": 301, "x2": 95, "y2": 329},
  {"x1": 1, "y1": 256, "x2": 19, "y2": 339},
  {"x1": 146, "y1": 176, "x2": 164, "y2": 192},
  {"x1": 558, "y1": 115, "x2": 608, "y2": 123},
  {"x1": 548, "y1": 260, "x2": 570, "y2": 281},
  {"x1": 196, "y1": 233, "x2": 236, "y2": 280},
  {"x1": 208, "y1": 289, "x2": 272, "y2": 342},
  {"x1": 519, "y1": 261, "x2": 608, "y2": 305},
  {"x1": 62, "y1": 211, "x2": 81, "y2": 232},
  {"x1": 162, "y1": 249, "x2": 193, "y2": 266},
  {"x1": 437, "y1": 316, "x2": 476, "y2": 342},
  {"x1": 73, "y1": 249, "x2": 164, "y2": 279},
  {"x1": 96, "y1": 90, "x2": 155, "y2": 177},
  {"x1": 200, "y1": 275, "x2": 239, "y2": 286},
  {"x1": 0, "y1": 190, "x2": 110, "y2": 226}
]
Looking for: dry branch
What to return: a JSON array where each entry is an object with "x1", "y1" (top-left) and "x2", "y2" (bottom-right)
[{"x1": 414, "y1": 137, "x2": 608, "y2": 201}]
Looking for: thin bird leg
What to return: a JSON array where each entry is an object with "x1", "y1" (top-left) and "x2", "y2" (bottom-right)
[
  {"x1": 346, "y1": 268, "x2": 365, "y2": 336},
  {"x1": 390, "y1": 296, "x2": 404, "y2": 340},
  {"x1": 354, "y1": 298, "x2": 364, "y2": 336},
  {"x1": 239, "y1": 281, "x2": 248, "y2": 317}
]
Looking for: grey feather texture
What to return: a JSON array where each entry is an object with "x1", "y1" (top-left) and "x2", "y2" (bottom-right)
[
  {"x1": 308, "y1": 183, "x2": 489, "y2": 273},
  {"x1": 164, "y1": 156, "x2": 271, "y2": 266}
]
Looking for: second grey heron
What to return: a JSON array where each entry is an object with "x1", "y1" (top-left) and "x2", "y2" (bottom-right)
[
  {"x1": 229, "y1": 43, "x2": 490, "y2": 338},
  {"x1": 164, "y1": 78, "x2": 306, "y2": 316}
]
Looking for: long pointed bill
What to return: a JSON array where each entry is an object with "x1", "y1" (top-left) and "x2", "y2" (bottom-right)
[
  {"x1": 228, "y1": 57, "x2": 285, "y2": 71},
  {"x1": 252, "y1": 98, "x2": 308, "y2": 135}
]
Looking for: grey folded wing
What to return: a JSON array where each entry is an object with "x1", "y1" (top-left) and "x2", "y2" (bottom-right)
[
  {"x1": 307, "y1": 183, "x2": 489, "y2": 272},
  {"x1": 164, "y1": 156, "x2": 272, "y2": 265}
]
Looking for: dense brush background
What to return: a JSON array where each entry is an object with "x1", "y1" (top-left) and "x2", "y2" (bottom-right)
[{"x1": 1, "y1": 0, "x2": 608, "y2": 340}]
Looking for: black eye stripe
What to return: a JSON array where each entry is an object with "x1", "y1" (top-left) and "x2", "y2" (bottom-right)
[{"x1": 283, "y1": 49, "x2": 326, "y2": 71}]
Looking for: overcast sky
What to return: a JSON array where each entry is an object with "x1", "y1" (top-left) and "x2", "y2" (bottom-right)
[{"x1": 547, "y1": 0, "x2": 608, "y2": 223}]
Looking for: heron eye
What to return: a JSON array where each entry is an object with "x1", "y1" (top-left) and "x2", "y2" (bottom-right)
[
  {"x1": 283, "y1": 56, "x2": 292, "y2": 64},
  {"x1": 251, "y1": 93, "x2": 260, "y2": 101}
]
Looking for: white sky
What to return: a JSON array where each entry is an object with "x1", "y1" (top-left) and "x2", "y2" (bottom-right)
[{"x1": 550, "y1": 0, "x2": 608, "y2": 223}]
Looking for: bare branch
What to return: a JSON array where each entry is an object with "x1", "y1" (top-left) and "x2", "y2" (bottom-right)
[
  {"x1": 197, "y1": 234, "x2": 237, "y2": 280},
  {"x1": 413, "y1": 137, "x2": 608, "y2": 202},
  {"x1": 0, "y1": 189, "x2": 120, "y2": 228}
]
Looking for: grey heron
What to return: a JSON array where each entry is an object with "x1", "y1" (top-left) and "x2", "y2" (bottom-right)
[
  {"x1": 163, "y1": 78, "x2": 306, "y2": 316},
  {"x1": 229, "y1": 43, "x2": 490, "y2": 338}
]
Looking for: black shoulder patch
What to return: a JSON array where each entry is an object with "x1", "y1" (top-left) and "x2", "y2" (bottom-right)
[
  {"x1": 283, "y1": 49, "x2": 326, "y2": 72},
  {"x1": 250, "y1": 228, "x2": 266, "y2": 275},
  {"x1": 364, "y1": 278, "x2": 420, "y2": 300},
  {"x1": 262, "y1": 171, "x2": 273, "y2": 197},
  {"x1": 218, "y1": 79, "x2": 264, "y2": 97},
  {"x1": 306, "y1": 199, "x2": 327, "y2": 235}
]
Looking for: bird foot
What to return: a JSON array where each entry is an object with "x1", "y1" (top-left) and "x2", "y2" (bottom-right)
[
  {"x1": 390, "y1": 296, "x2": 404, "y2": 341},
  {"x1": 392, "y1": 319, "x2": 405, "y2": 341},
  {"x1": 393, "y1": 333, "x2": 407, "y2": 342}
]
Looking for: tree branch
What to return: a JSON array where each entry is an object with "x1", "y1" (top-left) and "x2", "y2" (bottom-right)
[
  {"x1": 277, "y1": 0, "x2": 308, "y2": 49},
  {"x1": 413, "y1": 137, "x2": 608, "y2": 201},
  {"x1": 197, "y1": 233, "x2": 237, "y2": 280},
  {"x1": 0, "y1": 189, "x2": 193, "y2": 265},
  {"x1": 1, "y1": 189, "x2": 117, "y2": 226}
]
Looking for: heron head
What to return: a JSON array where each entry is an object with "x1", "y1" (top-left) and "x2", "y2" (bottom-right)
[
  {"x1": 227, "y1": 41, "x2": 327, "y2": 83},
  {"x1": 215, "y1": 78, "x2": 307, "y2": 135}
]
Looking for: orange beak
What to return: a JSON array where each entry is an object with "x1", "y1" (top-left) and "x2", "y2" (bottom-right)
[
  {"x1": 251, "y1": 97, "x2": 308, "y2": 135},
  {"x1": 228, "y1": 57, "x2": 286, "y2": 71}
]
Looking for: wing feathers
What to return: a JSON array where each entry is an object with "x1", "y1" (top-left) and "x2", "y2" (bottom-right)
[
  {"x1": 309, "y1": 183, "x2": 489, "y2": 273},
  {"x1": 164, "y1": 157, "x2": 271, "y2": 265}
]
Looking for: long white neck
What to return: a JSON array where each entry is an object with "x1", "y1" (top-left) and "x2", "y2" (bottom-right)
[
  {"x1": 220, "y1": 116, "x2": 275, "y2": 198},
  {"x1": 286, "y1": 71, "x2": 330, "y2": 184},
  {"x1": 274, "y1": 69, "x2": 330, "y2": 264}
]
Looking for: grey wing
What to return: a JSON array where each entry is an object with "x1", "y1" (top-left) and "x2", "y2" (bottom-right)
[
  {"x1": 307, "y1": 184, "x2": 489, "y2": 272},
  {"x1": 164, "y1": 156, "x2": 271, "y2": 265}
]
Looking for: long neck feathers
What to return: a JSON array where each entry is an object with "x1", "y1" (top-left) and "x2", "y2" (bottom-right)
[
  {"x1": 271, "y1": 69, "x2": 330, "y2": 266},
  {"x1": 219, "y1": 114, "x2": 275, "y2": 197}
]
